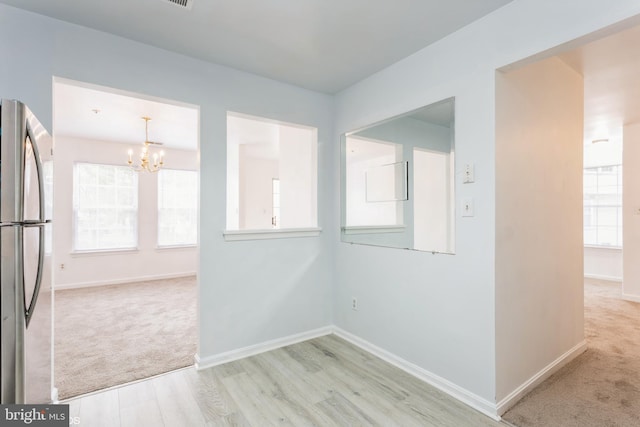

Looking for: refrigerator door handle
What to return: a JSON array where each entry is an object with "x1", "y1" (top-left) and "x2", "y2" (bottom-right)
[
  {"x1": 25, "y1": 119, "x2": 46, "y2": 222},
  {"x1": 22, "y1": 224, "x2": 45, "y2": 329},
  {"x1": 22, "y1": 119, "x2": 47, "y2": 328}
]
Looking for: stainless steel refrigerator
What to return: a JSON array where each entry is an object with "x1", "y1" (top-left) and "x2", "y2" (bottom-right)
[{"x1": 0, "y1": 99, "x2": 53, "y2": 404}]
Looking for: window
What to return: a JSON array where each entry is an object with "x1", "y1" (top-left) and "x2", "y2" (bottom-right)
[
  {"x1": 584, "y1": 165, "x2": 622, "y2": 247},
  {"x1": 158, "y1": 169, "x2": 197, "y2": 246},
  {"x1": 225, "y1": 112, "x2": 318, "y2": 238},
  {"x1": 73, "y1": 163, "x2": 138, "y2": 251}
]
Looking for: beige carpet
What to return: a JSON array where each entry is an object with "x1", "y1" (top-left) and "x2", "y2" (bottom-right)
[
  {"x1": 54, "y1": 276, "x2": 197, "y2": 400},
  {"x1": 502, "y1": 279, "x2": 640, "y2": 427}
]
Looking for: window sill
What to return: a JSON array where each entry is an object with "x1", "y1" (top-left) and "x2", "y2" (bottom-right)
[
  {"x1": 223, "y1": 227, "x2": 321, "y2": 241},
  {"x1": 156, "y1": 244, "x2": 198, "y2": 251},
  {"x1": 71, "y1": 248, "x2": 139, "y2": 257},
  {"x1": 342, "y1": 225, "x2": 406, "y2": 235},
  {"x1": 584, "y1": 245, "x2": 622, "y2": 251}
]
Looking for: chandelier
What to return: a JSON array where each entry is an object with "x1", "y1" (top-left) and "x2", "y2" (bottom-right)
[{"x1": 127, "y1": 116, "x2": 165, "y2": 172}]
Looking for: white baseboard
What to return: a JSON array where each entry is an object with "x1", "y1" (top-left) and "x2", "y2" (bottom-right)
[
  {"x1": 54, "y1": 272, "x2": 197, "y2": 290},
  {"x1": 332, "y1": 327, "x2": 501, "y2": 421},
  {"x1": 194, "y1": 326, "x2": 333, "y2": 370},
  {"x1": 584, "y1": 274, "x2": 622, "y2": 282},
  {"x1": 621, "y1": 293, "x2": 640, "y2": 303},
  {"x1": 496, "y1": 339, "x2": 587, "y2": 415}
]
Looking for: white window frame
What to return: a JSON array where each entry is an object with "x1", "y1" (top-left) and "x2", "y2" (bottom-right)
[
  {"x1": 157, "y1": 168, "x2": 198, "y2": 248},
  {"x1": 72, "y1": 162, "x2": 139, "y2": 253}
]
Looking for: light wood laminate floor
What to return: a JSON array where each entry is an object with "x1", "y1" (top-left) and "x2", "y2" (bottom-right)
[{"x1": 67, "y1": 335, "x2": 505, "y2": 426}]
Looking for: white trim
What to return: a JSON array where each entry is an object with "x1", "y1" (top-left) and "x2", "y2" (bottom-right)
[
  {"x1": 71, "y1": 248, "x2": 139, "y2": 257},
  {"x1": 584, "y1": 273, "x2": 622, "y2": 282},
  {"x1": 194, "y1": 326, "x2": 333, "y2": 370},
  {"x1": 51, "y1": 387, "x2": 59, "y2": 404},
  {"x1": 342, "y1": 225, "x2": 406, "y2": 235},
  {"x1": 223, "y1": 227, "x2": 321, "y2": 241},
  {"x1": 583, "y1": 244, "x2": 622, "y2": 250},
  {"x1": 54, "y1": 272, "x2": 196, "y2": 290},
  {"x1": 621, "y1": 293, "x2": 640, "y2": 303},
  {"x1": 155, "y1": 244, "x2": 198, "y2": 251},
  {"x1": 332, "y1": 327, "x2": 501, "y2": 421},
  {"x1": 496, "y1": 340, "x2": 587, "y2": 415}
]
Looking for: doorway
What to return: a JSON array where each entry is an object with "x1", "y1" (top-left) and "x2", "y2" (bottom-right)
[
  {"x1": 51, "y1": 78, "x2": 200, "y2": 399},
  {"x1": 497, "y1": 22, "x2": 640, "y2": 427}
]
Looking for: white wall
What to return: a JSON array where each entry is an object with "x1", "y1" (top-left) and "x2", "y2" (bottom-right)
[
  {"x1": 239, "y1": 149, "x2": 278, "y2": 229},
  {"x1": 345, "y1": 137, "x2": 401, "y2": 226},
  {"x1": 333, "y1": 0, "x2": 640, "y2": 413},
  {"x1": 279, "y1": 126, "x2": 318, "y2": 229},
  {"x1": 0, "y1": 3, "x2": 334, "y2": 361},
  {"x1": 623, "y1": 123, "x2": 640, "y2": 300},
  {"x1": 413, "y1": 149, "x2": 452, "y2": 252},
  {"x1": 584, "y1": 246, "x2": 622, "y2": 281},
  {"x1": 495, "y1": 56, "x2": 584, "y2": 403},
  {"x1": 53, "y1": 136, "x2": 197, "y2": 288},
  {"x1": 226, "y1": 141, "x2": 240, "y2": 230}
]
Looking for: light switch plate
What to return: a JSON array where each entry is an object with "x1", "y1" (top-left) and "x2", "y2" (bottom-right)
[
  {"x1": 463, "y1": 163, "x2": 475, "y2": 183},
  {"x1": 462, "y1": 198, "x2": 474, "y2": 217}
]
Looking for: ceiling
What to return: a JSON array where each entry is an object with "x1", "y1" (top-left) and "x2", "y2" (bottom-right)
[
  {"x1": 558, "y1": 24, "x2": 640, "y2": 146},
  {"x1": 54, "y1": 81, "x2": 199, "y2": 150},
  {"x1": 17, "y1": 0, "x2": 638, "y2": 153},
  {"x1": 34, "y1": 0, "x2": 510, "y2": 149},
  {"x1": 1, "y1": 0, "x2": 512, "y2": 94}
]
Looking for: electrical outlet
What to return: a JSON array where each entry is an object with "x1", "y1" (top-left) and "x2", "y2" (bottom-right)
[
  {"x1": 60, "y1": 263, "x2": 65, "y2": 270},
  {"x1": 351, "y1": 297, "x2": 358, "y2": 311}
]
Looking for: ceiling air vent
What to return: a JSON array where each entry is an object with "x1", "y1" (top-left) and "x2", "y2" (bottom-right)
[{"x1": 164, "y1": 0, "x2": 193, "y2": 10}]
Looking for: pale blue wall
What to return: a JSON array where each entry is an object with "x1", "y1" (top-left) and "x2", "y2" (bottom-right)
[
  {"x1": 0, "y1": 4, "x2": 335, "y2": 359},
  {"x1": 333, "y1": 0, "x2": 640, "y2": 407},
  {"x1": 4, "y1": 0, "x2": 640, "y2": 412}
]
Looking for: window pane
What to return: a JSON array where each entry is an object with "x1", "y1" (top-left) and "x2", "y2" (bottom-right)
[
  {"x1": 158, "y1": 169, "x2": 197, "y2": 246},
  {"x1": 584, "y1": 227, "x2": 597, "y2": 246},
  {"x1": 98, "y1": 165, "x2": 115, "y2": 186},
  {"x1": 98, "y1": 186, "x2": 116, "y2": 206},
  {"x1": 73, "y1": 163, "x2": 138, "y2": 251}
]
